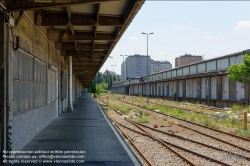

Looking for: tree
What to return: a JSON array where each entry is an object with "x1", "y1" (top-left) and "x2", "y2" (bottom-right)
[
  {"x1": 112, "y1": 74, "x2": 116, "y2": 81},
  {"x1": 98, "y1": 82, "x2": 108, "y2": 93},
  {"x1": 228, "y1": 54, "x2": 250, "y2": 84},
  {"x1": 88, "y1": 82, "x2": 97, "y2": 97},
  {"x1": 109, "y1": 75, "x2": 113, "y2": 89},
  {"x1": 94, "y1": 72, "x2": 103, "y2": 84},
  {"x1": 105, "y1": 76, "x2": 109, "y2": 88}
]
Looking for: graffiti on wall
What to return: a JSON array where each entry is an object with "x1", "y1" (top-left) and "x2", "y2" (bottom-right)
[{"x1": 197, "y1": 79, "x2": 201, "y2": 98}]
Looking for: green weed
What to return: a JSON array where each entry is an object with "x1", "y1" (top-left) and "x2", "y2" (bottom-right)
[
  {"x1": 137, "y1": 116, "x2": 149, "y2": 123},
  {"x1": 138, "y1": 94, "x2": 144, "y2": 99},
  {"x1": 244, "y1": 106, "x2": 250, "y2": 113},
  {"x1": 231, "y1": 105, "x2": 243, "y2": 112}
]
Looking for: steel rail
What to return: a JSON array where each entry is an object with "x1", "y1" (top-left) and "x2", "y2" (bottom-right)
[
  {"x1": 112, "y1": 97, "x2": 250, "y2": 142},
  {"x1": 102, "y1": 100, "x2": 235, "y2": 166},
  {"x1": 136, "y1": 96, "x2": 249, "y2": 124},
  {"x1": 146, "y1": 100, "x2": 250, "y2": 125},
  {"x1": 114, "y1": 99, "x2": 250, "y2": 152},
  {"x1": 132, "y1": 120, "x2": 250, "y2": 161},
  {"x1": 111, "y1": 118, "x2": 197, "y2": 166},
  {"x1": 110, "y1": 117, "x2": 154, "y2": 166},
  {"x1": 115, "y1": 118, "x2": 231, "y2": 166}
]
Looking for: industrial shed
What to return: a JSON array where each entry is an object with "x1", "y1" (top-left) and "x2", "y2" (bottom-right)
[{"x1": 113, "y1": 49, "x2": 250, "y2": 107}]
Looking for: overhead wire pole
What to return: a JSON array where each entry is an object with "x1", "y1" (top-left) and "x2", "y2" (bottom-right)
[
  {"x1": 111, "y1": 65, "x2": 116, "y2": 72},
  {"x1": 141, "y1": 32, "x2": 154, "y2": 105},
  {"x1": 120, "y1": 55, "x2": 128, "y2": 97},
  {"x1": 111, "y1": 65, "x2": 116, "y2": 96}
]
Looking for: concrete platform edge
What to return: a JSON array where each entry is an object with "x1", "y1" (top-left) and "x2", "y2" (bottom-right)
[{"x1": 94, "y1": 96, "x2": 142, "y2": 166}]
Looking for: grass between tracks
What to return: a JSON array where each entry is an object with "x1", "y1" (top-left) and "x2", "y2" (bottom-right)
[{"x1": 104, "y1": 94, "x2": 250, "y2": 138}]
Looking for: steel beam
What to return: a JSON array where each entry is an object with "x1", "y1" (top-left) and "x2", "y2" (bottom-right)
[
  {"x1": 66, "y1": 50, "x2": 105, "y2": 57},
  {"x1": 36, "y1": 12, "x2": 123, "y2": 26},
  {"x1": 60, "y1": 31, "x2": 115, "y2": 41},
  {"x1": 5, "y1": 0, "x2": 116, "y2": 11},
  {"x1": 55, "y1": 42, "x2": 109, "y2": 50}
]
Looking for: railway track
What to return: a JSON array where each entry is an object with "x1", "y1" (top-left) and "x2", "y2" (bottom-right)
[
  {"x1": 99, "y1": 100, "x2": 195, "y2": 166},
  {"x1": 132, "y1": 95, "x2": 249, "y2": 123},
  {"x1": 98, "y1": 99, "x2": 250, "y2": 166},
  {"x1": 113, "y1": 120, "x2": 194, "y2": 166},
  {"x1": 112, "y1": 97, "x2": 250, "y2": 150},
  {"x1": 109, "y1": 97, "x2": 250, "y2": 143},
  {"x1": 115, "y1": 95, "x2": 238, "y2": 118},
  {"x1": 148, "y1": 96, "x2": 226, "y2": 112},
  {"x1": 101, "y1": 97, "x2": 250, "y2": 155}
]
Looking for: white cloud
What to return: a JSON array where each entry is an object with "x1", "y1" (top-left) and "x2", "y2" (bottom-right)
[
  {"x1": 235, "y1": 21, "x2": 250, "y2": 30},
  {"x1": 130, "y1": 36, "x2": 139, "y2": 42},
  {"x1": 206, "y1": 36, "x2": 225, "y2": 41}
]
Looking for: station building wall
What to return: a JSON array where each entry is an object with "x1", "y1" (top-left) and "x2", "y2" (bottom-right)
[{"x1": 8, "y1": 11, "x2": 84, "y2": 150}]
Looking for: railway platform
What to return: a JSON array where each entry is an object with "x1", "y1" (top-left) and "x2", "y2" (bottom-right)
[{"x1": 7, "y1": 93, "x2": 141, "y2": 166}]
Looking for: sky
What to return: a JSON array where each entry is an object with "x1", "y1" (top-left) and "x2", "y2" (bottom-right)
[{"x1": 100, "y1": 1, "x2": 250, "y2": 75}]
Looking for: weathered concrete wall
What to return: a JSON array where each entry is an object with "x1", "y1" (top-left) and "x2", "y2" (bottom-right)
[
  {"x1": 12, "y1": 102, "x2": 57, "y2": 150},
  {"x1": 0, "y1": 12, "x2": 5, "y2": 152},
  {"x1": 9, "y1": 11, "x2": 84, "y2": 150}
]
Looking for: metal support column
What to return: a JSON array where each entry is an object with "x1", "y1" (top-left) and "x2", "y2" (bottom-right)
[{"x1": 68, "y1": 56, "x2": 73, "y2": 112}]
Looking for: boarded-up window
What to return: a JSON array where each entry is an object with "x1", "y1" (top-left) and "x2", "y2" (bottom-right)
[
  {"x1": 48, "y1": 69, "x2": 57, "y2": 103},
  {"x1": 13, "y1": 49, "x2": 46, "y2": 115},
  {"x1": 34, "y1": 58, "x2": 46, "y2": 107}
]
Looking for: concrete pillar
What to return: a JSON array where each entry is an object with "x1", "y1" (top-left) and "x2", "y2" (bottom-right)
[
  {"x1": 0, "y1": 12, "x2": 6, "y2": 154},
  {"x1": 68, "y1": 56, "x2": 73, "y2": 112}
]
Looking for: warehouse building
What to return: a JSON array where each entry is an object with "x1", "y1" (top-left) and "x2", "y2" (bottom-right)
[{"x1": 114, "y1": 49, "x2": 250, "y2": 107}]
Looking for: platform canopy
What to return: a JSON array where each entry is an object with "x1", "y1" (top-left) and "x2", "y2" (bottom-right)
[{"x1": 3, "y1": 0, "x2": 145, "y2": 87}]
